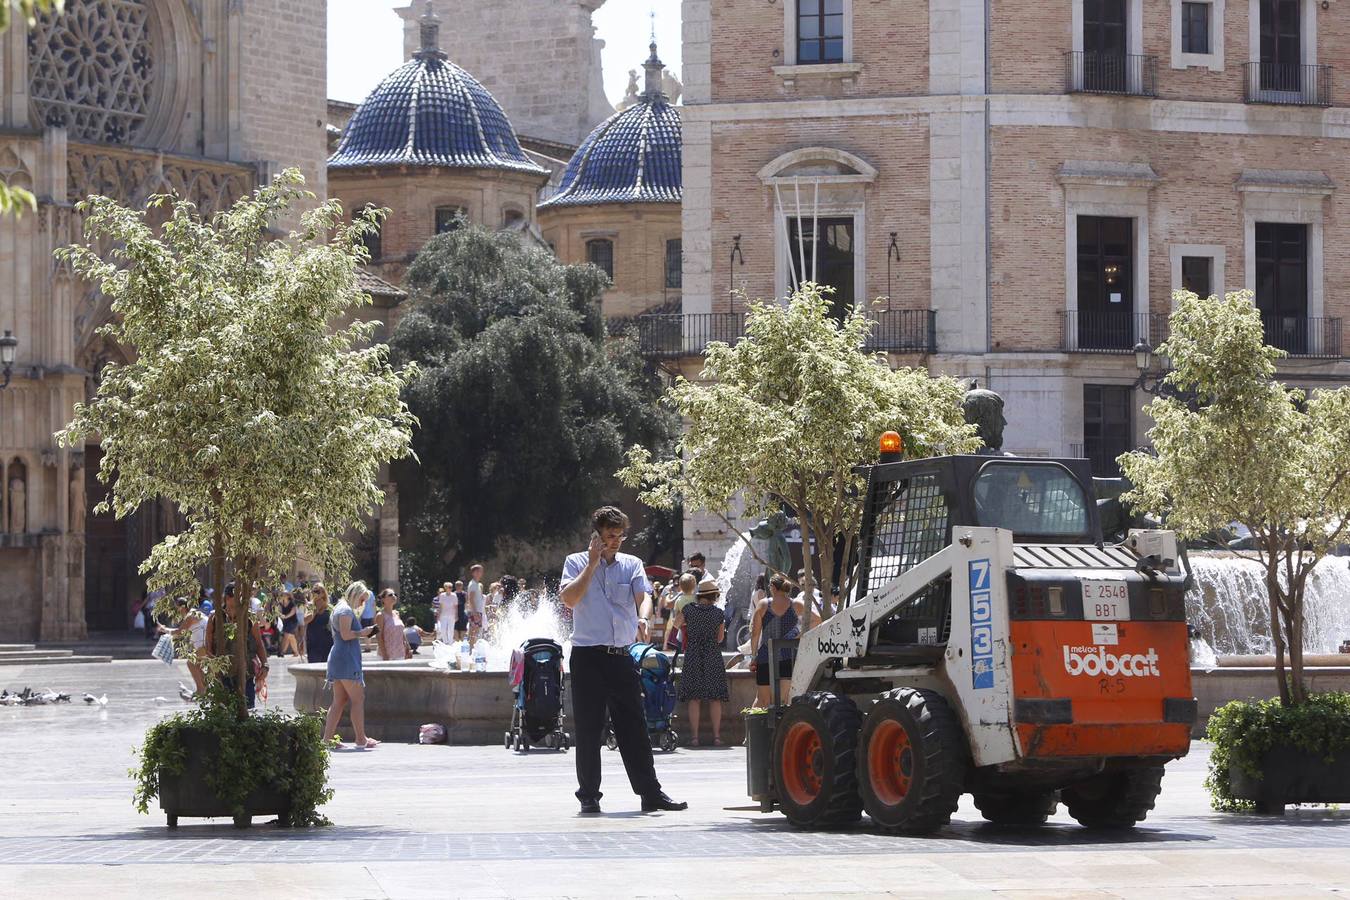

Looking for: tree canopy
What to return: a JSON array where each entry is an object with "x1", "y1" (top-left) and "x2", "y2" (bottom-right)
[
  {"x1": 57, "y1": 170, "x2": 416, "y2": 694},
  {"x1": 1121, "y1": 290, "x2": 1350, "y2": 705},
  {"x1": 389, "y1": 224, "x2": 674, "y2": 577},
  {"x1": 620, "y1": 287, "x2": 979, "y2": 617}
]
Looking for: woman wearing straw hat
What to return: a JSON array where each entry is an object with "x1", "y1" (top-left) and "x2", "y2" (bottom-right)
[{"x1": 671, "y1": 575, "x2": 730, "y2": 746}]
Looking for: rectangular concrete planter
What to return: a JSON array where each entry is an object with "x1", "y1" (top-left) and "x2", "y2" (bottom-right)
[
  {"x1": 158, "y1": 726, "x2": 294, "y2": 828},
  {"x1": 1228, "y1": 742, "x2": 1350, "y2": 814}
]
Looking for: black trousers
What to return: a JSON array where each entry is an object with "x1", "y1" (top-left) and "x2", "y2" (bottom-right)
[{"x1": 570, "y1": 645, "x2": 661, "y2": 803}]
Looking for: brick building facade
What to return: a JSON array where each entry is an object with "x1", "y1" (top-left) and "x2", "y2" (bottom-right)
[{"x1": 670, "y1": 0, "x2": 1350, "y2": 570}]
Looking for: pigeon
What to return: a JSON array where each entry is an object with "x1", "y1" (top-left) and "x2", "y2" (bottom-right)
[
  {"x1": 52, "y1": 692, "x2": 71, "y2": 703},
  {"x1": 0, "y1": 693, "x2": 19, "y2": 707},
  {"x1": 177, "y1": 682, "x2": 195, "y2": 702},
  {"x1": 152, "y1": 696, "x2": 173, "y2": 704},
  {"x1": 38, "y1": 690, "x2": 62, "y2": 704},
  {"x1": 82, "y1": 693, "x2": 107, "y2": 706}
]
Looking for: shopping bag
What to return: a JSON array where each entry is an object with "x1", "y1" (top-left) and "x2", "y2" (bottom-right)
[{"x1": 151, "y1": 633, "x2": 175, "y2": 665}]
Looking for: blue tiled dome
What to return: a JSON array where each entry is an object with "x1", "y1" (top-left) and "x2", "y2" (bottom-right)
[
  {"x1": 539, "y1": 45, "x2": 681, "y2": 209},
  {"x1": 328, "y1": 11, "x2": 543, "y2": 176}
]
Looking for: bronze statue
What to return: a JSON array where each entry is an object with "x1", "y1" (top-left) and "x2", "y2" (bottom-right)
[
  {"x1": 962, "y1": 381, "x2": 1009, "y2": 454},
  {"x1": 749, "y1": 511, "x2": 792, "y2": 577}
]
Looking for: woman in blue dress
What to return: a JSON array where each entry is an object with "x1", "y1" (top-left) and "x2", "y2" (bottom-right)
[{"x1": 322, "y1": 580, "x2": 380, "y2": 750}]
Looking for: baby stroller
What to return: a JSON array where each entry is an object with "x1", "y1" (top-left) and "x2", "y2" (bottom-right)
[
  {"x1": 506, "y1": 638, "x2": 570, "y2": 752},
  {"x1": 605, "y1": 642, "x2": 680, "y2": 753}
]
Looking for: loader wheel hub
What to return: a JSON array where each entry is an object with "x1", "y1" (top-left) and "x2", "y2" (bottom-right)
[
  {"x1": 869, "y1": 719, "x2": 914, "y2": 807},
  {"x1": 781, "y1": 722, "x2": 824, "y2": 805}
]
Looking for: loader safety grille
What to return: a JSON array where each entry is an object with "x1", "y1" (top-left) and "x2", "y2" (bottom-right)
[{"x1": 861, "y1": 473, "x2": 949, "y2": 594}]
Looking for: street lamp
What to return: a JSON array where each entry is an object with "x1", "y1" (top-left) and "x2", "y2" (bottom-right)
[
  {"x1": 1133, "y1": 338, "x2": 1198, "y2": 408},
  {"x1": 0, "y1": 330, "x2": 16, "y2": 390}
]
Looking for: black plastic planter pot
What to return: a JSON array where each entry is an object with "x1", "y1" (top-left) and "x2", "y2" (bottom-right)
[
  {"x1": 158, "y1": 726, "x2": 294, "y2": 828},
  {"x1": 1229, "y1": 742, "x2": 1350, "y2": 814}
]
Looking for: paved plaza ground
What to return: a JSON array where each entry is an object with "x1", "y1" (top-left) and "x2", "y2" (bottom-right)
[{"x1": 1, "y1": 658, "x2": 1348, "y2": 899}]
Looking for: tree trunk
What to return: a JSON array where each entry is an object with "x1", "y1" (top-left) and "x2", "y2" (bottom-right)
[
  {"x1": 233, "y1": 560, "x2": 253, "y2": 719},
  {"x1": 1266, "y1": 563, "x2": 1291, "y2": 706},
  {"x1": 209, "y1": 529, "x2": 226, "y2": 693},
  {"x1": 818, "y1": 521, "x2": 837, "y2": 621},
  {"x1": 799, "y1": 512, "x2": 829, "y2": 621},
  {"x1": 1288, "y1": 582, "x2": 1308, "y2": 705}
]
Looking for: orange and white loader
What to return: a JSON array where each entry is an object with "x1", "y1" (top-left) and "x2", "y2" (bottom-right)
[{"x1": 752, "y1": 447, "x2": 1195, "y2": 833}]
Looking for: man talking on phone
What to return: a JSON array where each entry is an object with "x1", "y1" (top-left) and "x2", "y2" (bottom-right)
[{"x1": 560, "y1": 506, "x2": 687, "y2": 815}]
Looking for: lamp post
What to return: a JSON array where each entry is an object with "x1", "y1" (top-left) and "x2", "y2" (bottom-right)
[
  {"x1": 0, "y1": 330, "x2": 16, "y2": 390},
  {"x1": 1133, "y1": 339, "x2": 1198, "y2": 408}
]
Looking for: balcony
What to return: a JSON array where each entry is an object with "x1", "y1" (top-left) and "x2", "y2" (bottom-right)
[
  {"x1": 1261, "y1": 315, "x2": 1341, "y2": 358},
  {"x1": 636, "y1": 310, "x2": 937, "y2": 359},
  {"x1": 1063, "y1": 311, "x2": 1169, "y2": 353},
  {"x1": 1064, "y1": 51, "x2": 1157, "y2": 97},
  {"x1": 1244, "y1": 62, "x2": 1333, "y2": 107}
]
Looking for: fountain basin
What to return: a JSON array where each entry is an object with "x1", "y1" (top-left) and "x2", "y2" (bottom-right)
[
  {"x1": 293, "y1": 661, "x2": 1350, "y2": 744},
  {"x1": 291, "y1": 660, "x2": 762, "y2": 745},
  {"x1": 1216, "y1": 654, "x2": 1350, "y2": 667}
]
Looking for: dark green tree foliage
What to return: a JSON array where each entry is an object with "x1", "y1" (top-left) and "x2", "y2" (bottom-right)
[{"x1": 390, "y1": 225, "x2": 673, "y2": 570}]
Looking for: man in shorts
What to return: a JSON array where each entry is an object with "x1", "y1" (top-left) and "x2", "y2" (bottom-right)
[{"x1": 466, "y1": 565, "x2": 486, "y2": 646}]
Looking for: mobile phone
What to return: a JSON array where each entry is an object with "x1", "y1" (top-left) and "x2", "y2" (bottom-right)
[{"x1": 592, "y1": 530, "x2": 601, "y2": 544}]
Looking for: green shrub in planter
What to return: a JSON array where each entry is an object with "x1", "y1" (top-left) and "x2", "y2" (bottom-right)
[
  {"x1": 132, "y1": 690, "x2": 334, "y2": 827},
  {"x1": 1204, "y1": 692, "x2": 1350, "y2": 811}
]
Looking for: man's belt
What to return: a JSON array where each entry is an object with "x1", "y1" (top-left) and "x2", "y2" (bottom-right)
[{"x1": 575, "y1": 644, "x2": 631, "y2": 655}]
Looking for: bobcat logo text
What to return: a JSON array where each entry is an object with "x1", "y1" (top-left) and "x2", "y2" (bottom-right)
[{"x1": 1063, "y1": 645, "x2": 1160, "y2": 678}]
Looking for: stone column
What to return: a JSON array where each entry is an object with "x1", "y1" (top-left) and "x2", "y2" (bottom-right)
[{"x1": 378, "y1": 482, "x2": 400, "y2": 589}]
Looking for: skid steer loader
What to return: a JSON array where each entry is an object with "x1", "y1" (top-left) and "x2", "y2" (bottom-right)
[{"x1": 752, "y1": 446, "x2": 1195, "y2": 834}]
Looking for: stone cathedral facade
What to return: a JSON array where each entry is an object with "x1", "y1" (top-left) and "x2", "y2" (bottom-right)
[{"x1": 0, "y1": 0, "x2": 327, "y2": 641}]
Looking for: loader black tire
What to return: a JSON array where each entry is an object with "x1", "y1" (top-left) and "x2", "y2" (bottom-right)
[
  {"x1": 772, "y1": 692, "x2": 864, "y2": 828},
  {"x1": 857, "y1": 688, "x2": 967, "y2": 835},
  {"x1": 972, "y1": 789, "x2": 1059, "y2": 826},
  {"x1": 1062, "y1": 765, "x2": 1165, "y2": 829}
]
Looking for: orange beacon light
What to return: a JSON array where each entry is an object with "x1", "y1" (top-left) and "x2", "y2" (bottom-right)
[{"x1": 879, "y1": 431, "x2": 903, "y2": 459}]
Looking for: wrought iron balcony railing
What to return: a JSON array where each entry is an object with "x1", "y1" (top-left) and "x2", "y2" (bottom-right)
[
  {"x1": 1062, "y1": 310, "x2": 1169, "y2": 353},
  {"x1": 1065, "y1": 51, "x2": 1157, "y2": 97},
  {"x1": 1244, "y1": 62, "x2": 1333, "y2": 106},
  {"x1": 636, "y1": 310, "x2": 938, "y2": 358},
  {"x1": 1261, "y1": 315, "x2": 1341, "y2": 358}
]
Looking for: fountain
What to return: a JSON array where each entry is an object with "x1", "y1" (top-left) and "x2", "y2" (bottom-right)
[{"x1": 1187, "y1": 554, "x2": 1350, "y2": 656}]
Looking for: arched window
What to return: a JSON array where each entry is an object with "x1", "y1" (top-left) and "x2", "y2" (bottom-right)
[
  {"x1": 587, "y1": 238, "x2": 614, "y2": 280},
  {"x1": 435, "y1": 205, "x2": 466, "y2": 234},
  {"x1": 502, "y1": 207, "x2": 525, "y2": 228},
  {"x1": 757, "y1": 148, "x2": 877, "y2": 309}
]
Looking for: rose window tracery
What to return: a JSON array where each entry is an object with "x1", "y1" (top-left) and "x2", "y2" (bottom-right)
[{"x1": 27, "y1": 0, "x2": 157, "y2": 145}]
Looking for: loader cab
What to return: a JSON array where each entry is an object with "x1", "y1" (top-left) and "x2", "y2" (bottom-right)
[
  {"x1": 854, "y1": 455, "x2": 1101, "y2": 601},
  {"x1": 852, "y1": 456, "x2": 1100, "y2": 647}
]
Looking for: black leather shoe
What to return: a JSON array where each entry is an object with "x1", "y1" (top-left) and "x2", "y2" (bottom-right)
[
  {"x1": 641, "y1": 792, "x2": 688, "y2": 812},
  {"x1": 578, "y1": 799, "x2": 602, "y2": 814}
]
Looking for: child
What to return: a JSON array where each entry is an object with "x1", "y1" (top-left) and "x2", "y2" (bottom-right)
[
  {"x1": 403, "y1": 615, "x2": 435, "y2": 655},
  {"x1": 663, "y1": 572, "x2": 698, "y2": 652}
]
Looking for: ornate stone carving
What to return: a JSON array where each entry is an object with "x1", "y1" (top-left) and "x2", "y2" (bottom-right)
[
  {"x1": 66, "y1": 144, "x2": 253, "y2": 214},
  {"x1": 65, "y1": 143, "x2": 254, "y2": 355},
  {"x1": 28, "y1": 0, "x2": 157, "y2": 145}
]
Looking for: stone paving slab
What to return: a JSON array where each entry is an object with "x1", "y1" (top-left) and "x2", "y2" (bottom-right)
[{"x1": 2, "y1": 659, "x2": 1349, "y2": 898}]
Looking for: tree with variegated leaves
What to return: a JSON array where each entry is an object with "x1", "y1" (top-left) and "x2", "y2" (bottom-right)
[
  {"x1": 1121, "y1": 290, "x2": 1350, "y2": 706},
  {"x1": 619, "y1": 286, "x2": 979, "y2": 618},
  {"x1": 55, "y1": 170, "x2": 416, "y2": 709}
]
